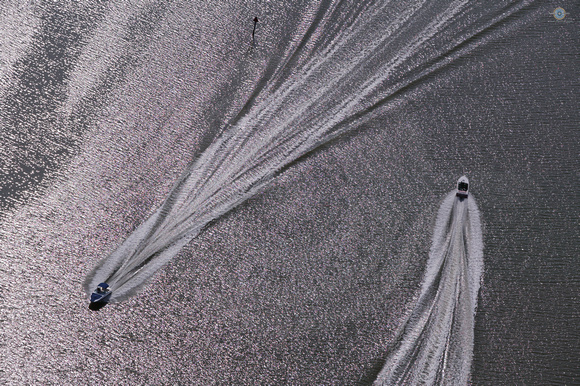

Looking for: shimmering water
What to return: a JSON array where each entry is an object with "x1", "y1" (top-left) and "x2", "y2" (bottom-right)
[
  {"x1": 84, "y1": 0, "x2": 487, "y2": 305},
  {"x1": 0, "y1": 0, "x2": 578, "y2": 384}
]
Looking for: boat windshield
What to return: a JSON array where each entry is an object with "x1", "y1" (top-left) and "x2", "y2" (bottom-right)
[{"x1": 458, "y1": 182, "x2": 468, "y2": 191}]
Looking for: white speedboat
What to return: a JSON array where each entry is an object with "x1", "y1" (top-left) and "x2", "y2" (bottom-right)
[{"x1": 456, "y1": 176, "x2": 469, "y2": 198}]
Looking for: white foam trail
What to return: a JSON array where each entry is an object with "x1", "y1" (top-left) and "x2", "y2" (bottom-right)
[
  {"x1": 84, "y1": 0, "x2": 473, "y2": 301},
  {"x1": 374, "y1": 192, "x2": 484, "y2": 385},
  {"x1": 0, "y1": 2, "x2": 40, "y2": 95}
]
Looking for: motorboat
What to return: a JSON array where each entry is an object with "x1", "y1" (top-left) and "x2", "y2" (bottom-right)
[
  {"x1": 89, "y1": 283, "x2": 112, "y2": 310},
  {"x1": 456, "y1": 176, "x2": 469, "y2": 198}
]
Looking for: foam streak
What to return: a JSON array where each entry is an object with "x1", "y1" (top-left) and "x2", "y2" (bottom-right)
[{"x1": 374, "y1": 192, "x2": 484, "y2": 385}]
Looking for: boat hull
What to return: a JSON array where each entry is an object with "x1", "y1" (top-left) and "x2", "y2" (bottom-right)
[{"x1": 88, "y1": 283, "x2": 112, "y2": 311}]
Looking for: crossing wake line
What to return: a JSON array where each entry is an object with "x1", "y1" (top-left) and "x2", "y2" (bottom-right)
[
  {"x1": 374, "y1": 190, "x2": 484, "y2": 385},
  {"x1": 84, "y1": 0, "x2": 513, "y2": 305},
  {"x1": 84, "y1": 0, "x2": 475, "y2": 303}
]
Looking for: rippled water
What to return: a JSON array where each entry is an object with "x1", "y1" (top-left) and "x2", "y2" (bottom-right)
[{"x1": 0, "y1": 0, "x2": 578, "y2": 384}]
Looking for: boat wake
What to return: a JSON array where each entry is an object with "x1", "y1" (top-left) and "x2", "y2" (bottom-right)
[
  {"x1": 84, "y1": 0, "x2": 516, "y2": 302},
  {"x1": 374, "y1": 192, "x2": 484, "y2": 385}
]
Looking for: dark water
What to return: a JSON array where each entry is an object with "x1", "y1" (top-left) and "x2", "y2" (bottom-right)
[{"x1": 0, "y1": 0, "x2": 578, "y2": 384}]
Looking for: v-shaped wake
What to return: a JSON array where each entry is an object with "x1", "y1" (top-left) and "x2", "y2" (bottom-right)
[{"x1": 375, "y1": 192, "x2": 484, "y2": 385}]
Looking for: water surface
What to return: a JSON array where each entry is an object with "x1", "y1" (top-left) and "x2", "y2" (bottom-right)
[{"x1": 0, "y1": 0, "x2": 578, "y2": 384}]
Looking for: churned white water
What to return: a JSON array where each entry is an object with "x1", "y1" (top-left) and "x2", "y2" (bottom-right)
[{"x1": 375, "y1": 192, "x2": 483, "y2": 385}]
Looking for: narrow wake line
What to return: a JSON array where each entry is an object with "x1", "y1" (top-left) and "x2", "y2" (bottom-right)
[
  {"x1": 374, "y1": 192, "x2": 484, "y2": 385},
  {"x1": 85, "y1": 0, "x2": 502, "y2": 302}
]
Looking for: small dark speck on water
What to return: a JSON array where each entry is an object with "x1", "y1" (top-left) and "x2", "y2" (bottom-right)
[{"x1": 252, "y1": 16, "x2": 259, "y2": 42}]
